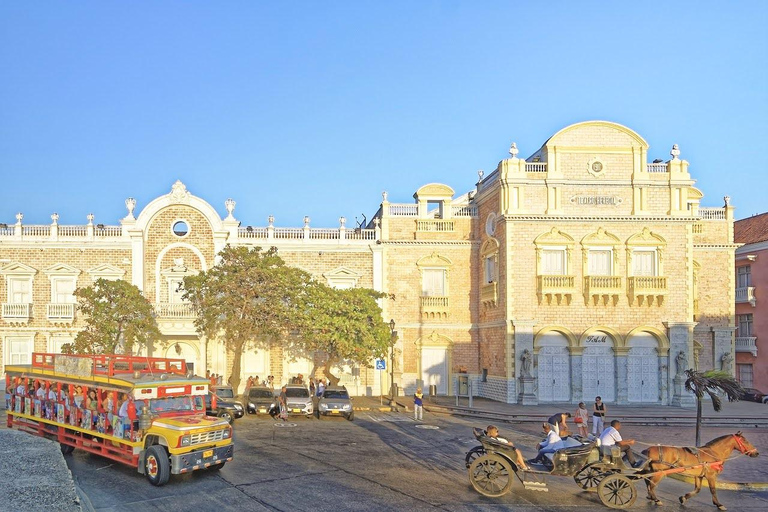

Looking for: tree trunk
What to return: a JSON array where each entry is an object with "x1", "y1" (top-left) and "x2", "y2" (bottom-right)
[
  {"x1": 230, "y1": 342, "x2": 244, "y2": 395},
  {"x1": 695, "y1": 396, "x2": 702, "y2": 447},
  {"x1": 323, "y1": 355, "x2": 341, "y2": 387}
]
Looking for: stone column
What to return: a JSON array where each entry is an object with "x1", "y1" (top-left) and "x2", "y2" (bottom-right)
[
  {"x1": 666, "y1": 322, "x2": 697, "y2": 407},
  {"x1": 513, "y1": 320, "x2": 536, "y2": 405},
  {"x1": 659, "y1": 353, "x2": 670, "y2": 406},
  {"x1": 570, "y1": 346, "x2": 583, "y2": 403},
  {"x1": 712, "y1": 327, "x2": 737, "y2": 376},
  {"x1": 615, "y1": 347, "x2": 630, "y2": 404}
]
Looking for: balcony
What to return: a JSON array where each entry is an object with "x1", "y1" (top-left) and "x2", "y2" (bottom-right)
[
  {"x1": 736, "y1": 286, "x2": 756, "y2": 307},
  {"x1": 420, "y1": 295, "x2": 449, "y2": 319},
  {"x1": 584, "y1": 276, "x2": 622, "y2": 305},
  {"x1": 47, "y1": 303, "x2": 75, "y2": 324},
  {"x1": 628, "y1": 276, "x2": 667, "y2": 306},
  {"x1": 480, "y1": 282, "x2": 497, "y2": 307},
  {"x1": 735, "y1": 336, "x2": 758, "y2": 356},
  {"x1": 416, "y1": 219, "x2": 455, "y2": 232},
  {"x1": 154, "y1": 303, "x2": 196, "y2": 318},
  {"x1": 537, "y1": 275, "x2": 575, "y2": 305},
  {"x1": 2, "y1": 303, "x2": 31, "y2": 324}
]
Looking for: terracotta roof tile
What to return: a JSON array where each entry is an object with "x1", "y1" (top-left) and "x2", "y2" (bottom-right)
[{"x1": 735, "y1": 212, "x2": 768, "y2": 244}]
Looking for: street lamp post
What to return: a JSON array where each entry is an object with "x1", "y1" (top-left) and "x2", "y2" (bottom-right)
[{"x1": 389, "y1": 319, "x2": 398, "y2": 411}]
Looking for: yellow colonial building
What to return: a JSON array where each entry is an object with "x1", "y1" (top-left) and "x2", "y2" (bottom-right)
[{"x1": 0, "y1": 121, "x2": 737, "y2": 406}]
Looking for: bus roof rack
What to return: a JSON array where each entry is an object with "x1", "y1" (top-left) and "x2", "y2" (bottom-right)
[{"x1": 31, "y1": 352, "x2": 188, "y2": 378}]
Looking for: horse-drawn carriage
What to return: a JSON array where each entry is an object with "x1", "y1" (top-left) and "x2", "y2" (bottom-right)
[{"x1": 466, "y1": 427, "x2": 758, "y2": 510}]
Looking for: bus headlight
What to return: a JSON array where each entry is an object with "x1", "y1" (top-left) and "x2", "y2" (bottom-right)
[{"x1": 180, "y1": 435, "x2": 191, "y2": 447}]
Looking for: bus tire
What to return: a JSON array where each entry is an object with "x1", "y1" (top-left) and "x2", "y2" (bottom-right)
[
  {"x1": 145, "y1": 445, "x2": 170, "y2": 486},
  {"x1": 60, "y1": 443, "x2": 75, "y2": 455}
]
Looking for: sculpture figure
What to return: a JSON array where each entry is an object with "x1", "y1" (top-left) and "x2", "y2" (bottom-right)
[
  {"x1": 520, "y1": 349, "x2": 532, "y2": 378},
  {"x1": 675, "y1": 350, "x2": 688, "y2": 377},
  {"x1": 721, "y1": 352, "x2": 734, "y2": 373}
]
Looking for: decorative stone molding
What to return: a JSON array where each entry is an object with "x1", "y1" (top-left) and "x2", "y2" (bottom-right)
[{"x1": 87, "y1": 264, "x2": 126, "y2": 281}]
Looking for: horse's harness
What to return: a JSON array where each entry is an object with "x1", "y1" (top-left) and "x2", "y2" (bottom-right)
[{"x1": 652, "y1": 435, "x2": 751, "y2": 475}]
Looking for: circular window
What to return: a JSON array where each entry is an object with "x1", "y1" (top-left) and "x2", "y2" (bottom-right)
[
  {"x1": 172, "y1": 221, "x2": 189, "y2": 237},
  {"x1": 485, "y1": 213, "x2": 497, "y2": 237}
]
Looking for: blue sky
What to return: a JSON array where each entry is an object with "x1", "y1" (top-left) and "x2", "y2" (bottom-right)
[{"x1": 1, "y1": 1, "x2": 766, "y2": 227}]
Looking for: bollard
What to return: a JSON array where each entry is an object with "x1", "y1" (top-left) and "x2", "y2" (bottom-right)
[{"x1": 468, "y1": 380, "x2": 473, "y2": 408}]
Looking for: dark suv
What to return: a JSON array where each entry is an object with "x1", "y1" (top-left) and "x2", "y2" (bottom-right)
[
  {"x1": 244, "y1": 386, "x2": 276, "y2": 415},
  {"x1": 205, "y1": 385, "x2": 244, "y2": 423}
]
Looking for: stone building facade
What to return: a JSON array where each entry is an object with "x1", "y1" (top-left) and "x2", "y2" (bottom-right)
[
  {"x1": 734, "y1": 212, "x2": 768, "y2": 391},
  {"x1": 0, "y1": 121, "x2": 737, "y2": 405}
]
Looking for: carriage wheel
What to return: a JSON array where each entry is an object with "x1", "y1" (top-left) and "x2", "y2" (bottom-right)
[
  {"x1": 468, "y1": 454, "x2": 514, "y2": 498},
  {"x1": 465, "y1": 446, "x2": 487, "y2": 468},
  {"x1": 573, "y1": 463, "x2": 605, "y2": 491},
  {"x1": 597, "y1": 474, "x2": 637, "y2": 509}
]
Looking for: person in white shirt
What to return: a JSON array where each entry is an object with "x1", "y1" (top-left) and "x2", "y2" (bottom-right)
[
  {"x1": 47, "y1": 386, "x2": 58, "y2": 402},
  {"x1": 528, "y1": 423, "x2": 563, "y2": 465},
  {"x1": 35, "y1": 384, "x2": 46, "y2": 400},
  {"x1": 599, "y1": 420, "x2": 638, "y2": 466}
]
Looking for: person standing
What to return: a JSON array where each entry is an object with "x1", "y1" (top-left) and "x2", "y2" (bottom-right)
[
  {"x1": 316, "y1": 379, "x2": 325, "y2": 397},
  {"x1": 574, "y1": 402, "x2": 589, "y2": 437},
  {"x1": 413, "y1": 387, "x2": 424, "y2": 421},
  {"x1": 592, "y1": 396, "x2": 606, "y2": 435},
  {"x1": 547, "y1": 412, "x2": 571, "y2": 436},
  {"x1": 278, "y1": 385, "x2": 288, "y2": 421}
]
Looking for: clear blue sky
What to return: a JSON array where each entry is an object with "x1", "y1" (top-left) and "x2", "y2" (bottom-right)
[{"x1": 1, "y1": 1, "x2": 766, "y2": 227}]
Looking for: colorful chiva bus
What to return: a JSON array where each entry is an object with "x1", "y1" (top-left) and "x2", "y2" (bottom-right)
[{"x1": 5, "y1": 353, "x2": 233, "y2": 486}]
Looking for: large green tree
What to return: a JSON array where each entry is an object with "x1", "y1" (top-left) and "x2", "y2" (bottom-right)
[
  {"x1": 294, "y1": 282, "x2": 391, "y2": 386},
  {"x1": 182, "y1": 245, "x2": 310, "y2": 392},
  {"x1": 684, "y1": 369, "x2": 744, "y2": 446},
  {"x1": 65, "y1": 278, "x2": 161, "y2": 355}
]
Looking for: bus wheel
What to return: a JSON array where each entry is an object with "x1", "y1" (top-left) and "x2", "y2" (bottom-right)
[
  {"x1": 60, "y1": 443, "x2": 74, "y2": 455},
  {"x1": 145, "y1": 445, "x2": 170, "y2": 486}
]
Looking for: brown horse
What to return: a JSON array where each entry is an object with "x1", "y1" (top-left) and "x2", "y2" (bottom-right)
[{"x1": 641, "y1": 431, "x2": 758, "y2": 510}]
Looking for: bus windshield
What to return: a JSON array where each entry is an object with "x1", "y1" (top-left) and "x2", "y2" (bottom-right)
[{"x1": 149, "y1": 396, "x2": 196, "y2": 413}]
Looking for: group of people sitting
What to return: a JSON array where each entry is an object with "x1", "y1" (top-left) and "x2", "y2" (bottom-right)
[{"x1": 485, "y1": 413, "x2": 639, "y2": 470}]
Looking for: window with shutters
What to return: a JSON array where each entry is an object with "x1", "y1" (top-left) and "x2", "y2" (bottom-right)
[
  {"x1": 416, "y1": 252, "x2": 452, "y2": 319},
  {"x1": 422, "y1": 269, "x2": 446, "y2": 296},
  {"x1": 541, "y1": 249, "x2": 566, "y2": 275},
  {"x1": 632, "y1": 250, "x2": 657, "y2": 276},
  {"x1": 4, "y1": 336, "x2": 33, "y2": 366},
  {"x1": 8, "y1": 278, "x2": 31, "y2": 303},
  {"x1": 738, "y1": 314, "x2": 753, "y2": 336},
  {"x1": 534, "y1": 228, "x2": 575, "y2": 304},
  {"x1": 588, "y1": 250, "x2": 612, "y2": 276},
  {"x1": 737, "y1": 266, "x2": 752, "y2": 288}
]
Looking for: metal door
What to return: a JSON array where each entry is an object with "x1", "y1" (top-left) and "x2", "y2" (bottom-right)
[
  {"x1": 538, "y1": 346, "x2": 570, "y2": 402},
  {"x1": 421, "y1": 348, "x2": 448, "y2": 394},
  {"x1": 582, "y1": 346, "x2": 615, "y2": 402},
  {"x1": 627, "y1": 347, "x2": 659, "y2": 402}
]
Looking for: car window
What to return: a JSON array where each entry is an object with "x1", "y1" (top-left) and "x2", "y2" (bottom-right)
[
  {"x1": 285, "y1": 388, "x2": 309, "y2": 398},
  {"x1": 323, "y1": 390, "x2": 349, "y2": 399},
  {"x1": 215, "y1": 388, "x2": 234, "y2": 399},
  {"x1": 249, "y1": 389, "x2": 273, "y2": 398}
]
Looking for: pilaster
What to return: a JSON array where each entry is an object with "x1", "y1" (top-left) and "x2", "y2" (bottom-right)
[
  {"x1": 712, "y1": 327, "x2": 737, "y2": 376},
  {"x1": 665, "y1": 321, "x2": 697, "y2": 407},
  {"x1": 513, "y1": 319, "x2": 536, "y2": 404}
]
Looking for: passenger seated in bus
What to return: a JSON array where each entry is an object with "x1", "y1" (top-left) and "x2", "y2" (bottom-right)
[
  {"x1": 86, "y1": 389, "x2": 98, "y2": 411},
  {"x1": 118, "y1": 394, "x2": 138, "y2": 438},
  {"x1": 73, "y1": 386, "x2": 84, "y2": 408}
]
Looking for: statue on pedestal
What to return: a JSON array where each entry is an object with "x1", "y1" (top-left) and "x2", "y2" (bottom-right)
[
  {"x1": 721, "y1": 352, "x2": 734, "y2": 373},
  {"x1": 520, "y1": 349, "x2": 532, "y2": 378},
  {"x1": 675, "y1": 351, "x2": 688, "y2": 377}
]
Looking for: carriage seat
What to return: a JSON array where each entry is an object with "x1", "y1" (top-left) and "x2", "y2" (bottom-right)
[{"x1": 544, "y1": 438, "x2": 594, "y2": 460}]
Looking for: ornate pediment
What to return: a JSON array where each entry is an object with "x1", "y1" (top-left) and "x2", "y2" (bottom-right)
[
  {"x1": 414, "y1": 183, "x2": 455, "y2": 200},
  {"x1": 627, "y1": 227, "x2": 666, "y2": 247},
  {"x1": 0, "y1": 262, "x2": 37, "y2": 276},
  {"x1": 581, "y1": 227, "x2": 621, "y2": 247},
  {"x1": 168, "y1": 180, "x2": 191, "y2": 204},
  {"x1": 43, "y1": 263, "x2": 81, "y2": 277},
  {"x1": 534, "y1": 227, "x2": 575, "y2": 246},
  {"x1": 323, "y1": 267, "x2": 362, "y2": 289},
  {"x1": 480, "y1": 237, "x2": 500, "y2": 256},
  {"x1": 87, "y1": 264, "x2": 126, "y2": 280},
  {"x1": 416, "y1": 252, "x2": 453, "y2": 268}
]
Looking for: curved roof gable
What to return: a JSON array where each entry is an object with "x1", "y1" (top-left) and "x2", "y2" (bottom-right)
[{"x1": 543, "y1": 120, "x2": 649, "y2": 149}]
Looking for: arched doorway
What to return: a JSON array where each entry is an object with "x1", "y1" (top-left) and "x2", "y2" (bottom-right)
[
  {"x1": 627, "y1": 332, "x2": 660, "y2": 403},
  {"x1": 581, "y1": 331, "x2": 615, "y2": 402},
  {"x1": 536, "y1": 332, "x2": 571, "y2": 402},
  {"x1": 165, "y1": 341, "x2": 200, "y2": 375}
]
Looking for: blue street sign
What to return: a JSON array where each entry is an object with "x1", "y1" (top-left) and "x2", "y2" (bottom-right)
[{"x1": 375, "y1": 359, "x2": 386, "y2": 370}]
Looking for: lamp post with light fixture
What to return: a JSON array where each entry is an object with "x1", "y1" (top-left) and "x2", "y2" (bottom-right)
[{"x1": 389, "y1": 319, "x2": 398, "y2": 411}]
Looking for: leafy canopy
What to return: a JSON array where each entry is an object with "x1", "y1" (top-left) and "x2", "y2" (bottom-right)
[
  {"x1": 294, "y1": 282, "x2": 390, "y2": 381},
  {"x1": 66, "y1": 278, "x2": 161, "y2": 355},
  {"x1": 182, "y1": 245, "x2": 310, "y2": 391}
]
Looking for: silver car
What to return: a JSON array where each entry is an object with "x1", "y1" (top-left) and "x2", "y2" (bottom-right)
[
  {"x1": 284, "y1": 385, "x2": 314, "y2": 417},
  {"x1": 317, "y1": 386, "x2": 354, "y2": 421}
]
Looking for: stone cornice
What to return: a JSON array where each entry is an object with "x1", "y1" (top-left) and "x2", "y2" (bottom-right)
[
  {"x1": 380, "y1": 240, "x2": 479, "y2": 246},
  {"x1": 693, "y1": 244, "x2": 741, "y2": 250},
  {"x1": 503, "y1": 215, "x2": 701, "y2": 223}
]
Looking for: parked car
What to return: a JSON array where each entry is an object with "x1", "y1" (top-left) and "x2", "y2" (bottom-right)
[
  {"x1": 283, "y1": 384, "x2": 314, "y2": 418},
  {"x1": 317, "y1": 386, "x2": 354, "y2": 420},
  {"x1": 740, "y1": 388, "x2": 768, "y2": 404},
  {"x1": 244, "y1": 386, "x2": 276, "y2": 415},
  {"x1": 205, "y1": 385, "x2": 245, "y2": 423}
]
